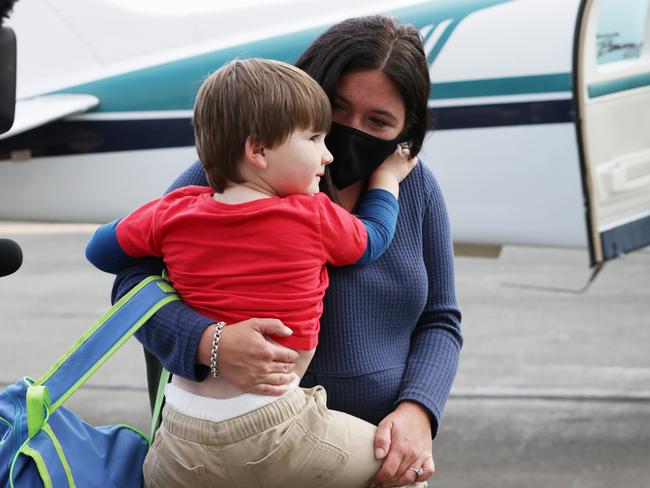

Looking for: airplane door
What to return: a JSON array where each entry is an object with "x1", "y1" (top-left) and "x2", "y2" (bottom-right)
[{"x1": 575, "y1": 0, "x2": 650, "y2": 265}]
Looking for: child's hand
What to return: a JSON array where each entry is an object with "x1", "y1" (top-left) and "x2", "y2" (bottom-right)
[
  {"x1": 368, "y1": 144, "x2": 417, "y2": 197},
  {"x1": 379, "y1": 144, "x2": 417, "y2": 183}
]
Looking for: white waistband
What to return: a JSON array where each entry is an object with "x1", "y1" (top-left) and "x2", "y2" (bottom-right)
[{"x1": 164, "y1": 380, "x2": 299, "y2": 423}]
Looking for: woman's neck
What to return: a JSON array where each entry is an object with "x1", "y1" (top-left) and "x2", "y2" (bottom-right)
[{"x1": 336, "y1": 180, "x2": 365, "y2": 211}]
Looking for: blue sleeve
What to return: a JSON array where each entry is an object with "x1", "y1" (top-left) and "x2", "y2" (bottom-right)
[
  {"x1": 112, "y1": 160, "x2": 213, "y2": 381},
  {"x1": 166, "y1": 160, "x2": 209, "y2": 192},
  {"x1": 354, "y1": 189, "x2": 399, "y2": 265},
  {"x1": 85, "y1": 219, "x2": 135, "y2": 273}
]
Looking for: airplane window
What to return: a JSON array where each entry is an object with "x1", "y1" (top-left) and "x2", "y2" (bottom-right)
[{"x1": 596, "y1": 0, "x2": 648, "y2": 64}]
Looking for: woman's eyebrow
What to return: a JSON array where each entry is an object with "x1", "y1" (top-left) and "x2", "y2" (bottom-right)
[
  {"x1": 370, "y1": 109, "x2": 398, "y2": 123},
  {"x1": 333, "y1": 95, "x2": 349, "y2": 105},
  {"x1": 335, "y1": 95, "x2": 398, "y2": 122}
]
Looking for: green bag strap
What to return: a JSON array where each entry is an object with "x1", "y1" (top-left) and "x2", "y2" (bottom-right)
[
  {"x1": 33, "y1": 275, "x2": 179, "y2": 412},
  {"x1": 26, "y1": 385, "x2": 50, "y2": 439},
  {"x1": 149, "y1": 368, "x2": 170, "y2": 444}
]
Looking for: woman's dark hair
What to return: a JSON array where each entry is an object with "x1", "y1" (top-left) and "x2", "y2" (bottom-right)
[{"x1": 295, "y1": 15, "x2": 430, "y2": 156}]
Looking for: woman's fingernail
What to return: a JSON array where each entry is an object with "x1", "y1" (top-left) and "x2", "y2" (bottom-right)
[{"x1": 375, "y1": 448, "x2": 385, "y2": 459}]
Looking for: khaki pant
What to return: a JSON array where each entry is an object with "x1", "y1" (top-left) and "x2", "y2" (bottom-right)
[{"x1": 143, "y1": 386, "x2": 426, "y2": 488}]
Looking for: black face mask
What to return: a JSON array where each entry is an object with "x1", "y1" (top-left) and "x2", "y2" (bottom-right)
[{"x1": 325, "y1": 122, "x2": 403, "y2": 190}]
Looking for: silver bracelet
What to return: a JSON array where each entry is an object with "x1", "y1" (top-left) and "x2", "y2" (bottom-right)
[{"x1": 210, "y1": 322, "x2": 226, "y2": 379}]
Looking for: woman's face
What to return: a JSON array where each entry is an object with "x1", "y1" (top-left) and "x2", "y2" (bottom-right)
[{"x1": 332, "y1": 69, "x2": 406, "y2": 140}]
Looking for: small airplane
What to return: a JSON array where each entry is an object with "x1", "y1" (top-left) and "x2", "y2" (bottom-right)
[{"x1": 0, "y1": 0, "x2": 649, "y2": 267}]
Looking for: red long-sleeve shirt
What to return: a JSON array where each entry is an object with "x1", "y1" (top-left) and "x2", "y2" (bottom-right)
[{"x1": 115, "y1": 186, "x2": 367, "y2": 349}]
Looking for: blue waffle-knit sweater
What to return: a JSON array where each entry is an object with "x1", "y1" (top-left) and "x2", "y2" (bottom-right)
[{"x1": 112, "y1": 159, "x2": 462, "y2": 437}]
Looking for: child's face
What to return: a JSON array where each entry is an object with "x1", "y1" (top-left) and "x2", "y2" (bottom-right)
[{"x1": 263, "y1": 128, "x2": 333, "y2": 196}]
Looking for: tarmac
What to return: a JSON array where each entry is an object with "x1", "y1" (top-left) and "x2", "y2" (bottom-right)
[{"x1": 1, "y1": 222, "x2": 649, "y2": 487}]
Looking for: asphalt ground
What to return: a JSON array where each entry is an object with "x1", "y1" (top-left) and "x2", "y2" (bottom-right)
[{"x1": 1, "y1": 223, "x2": 649, "y2": 487}]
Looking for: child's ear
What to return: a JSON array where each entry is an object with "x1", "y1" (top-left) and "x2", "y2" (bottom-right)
[{"x1": 244, "y1": 137, "x2": 268, "y2": 169}]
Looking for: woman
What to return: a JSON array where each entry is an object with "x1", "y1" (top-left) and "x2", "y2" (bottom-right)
[{"x1": 115, "y1": 15, "x2": 462, "y2": 487}]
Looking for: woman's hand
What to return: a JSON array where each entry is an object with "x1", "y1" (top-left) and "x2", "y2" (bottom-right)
[
  {"x1": 370, "y1": 401, "x2": 435, "y2": 487},
  {"x1": 197, "y1": 319, "x2": 299, "y2": 395}
]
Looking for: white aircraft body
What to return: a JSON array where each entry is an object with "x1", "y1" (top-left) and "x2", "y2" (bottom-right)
[{"x1": 1, "y1": 0, "x2": 649, "y2": 265}]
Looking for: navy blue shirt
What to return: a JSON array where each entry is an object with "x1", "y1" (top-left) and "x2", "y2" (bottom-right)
[{"x1": 113, "y1": 160, "x2": 462, "y2": 436}]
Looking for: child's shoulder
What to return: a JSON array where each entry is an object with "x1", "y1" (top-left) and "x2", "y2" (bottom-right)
[
  {"x1": 281, "y1": 192, "x2": 334, "y2": 210},
  {"x1": 155, "y1": 185, "x2": 212, "y2": 213},
  {"x1": 165, "y1": 185, "x2": 212, "y2": 199}
]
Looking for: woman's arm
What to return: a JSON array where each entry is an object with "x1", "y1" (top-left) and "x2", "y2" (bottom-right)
[
  {"x1": 396, "y1": 171, "x2": 462, "y2": 429},
  {"x1": 372, "y1": 167, "x2": 463, "y2": 487},
  {"x1": 112, "y1": 161, "x2": 299, "y2": 389},
  {"x1": 113, "y1": 256, "x2": 215, "y2": 380}
]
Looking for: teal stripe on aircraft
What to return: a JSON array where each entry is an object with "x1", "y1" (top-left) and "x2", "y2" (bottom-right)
[
  {"x1": 52, "y1": 27, "x2": 323, "y2": 113},
  {"x1": 393, "y1": 0, "x2": 510, "y2": 63},
  {"x1": 52, "y1": 0, "x2": 512, "y2": 112},
  {"x1": 588, "y1": 71, "x2": 650, "y2": 98},
  {"x1": 430, "y1": 73, "x2": 572, "y2": 99}
]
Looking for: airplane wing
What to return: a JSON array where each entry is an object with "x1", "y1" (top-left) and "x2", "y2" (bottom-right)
[{"x1": 0, "y1": 94, "x2": 99, "y2": 141}]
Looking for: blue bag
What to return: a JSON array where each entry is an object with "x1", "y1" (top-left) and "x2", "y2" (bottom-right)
[{"x1": 0, "y1": 276, "x2": 178, "y2": 488}]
